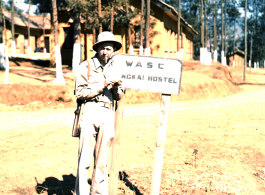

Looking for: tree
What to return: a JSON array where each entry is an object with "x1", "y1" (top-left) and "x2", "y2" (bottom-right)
[
  {"x1": 226, "y1": 0, "x2": 240, "y2": 65},
  {"x1": 177, "y1": 0, "x2": 181, "y2": 52},
  {"x1": 224, "y1": 0, "x2": 226, "y2": 55},
  {"x1": 140, "y1": 0, "x2": 144, "y2": 52},
  {"x1": 200, "y1": 0, "x2": 204, "y2": 48},
  {"x1": 0, "y1": 0, "x2": 2, "y2": 45},
  {"x1": 213, "y1": 0, "x2": 217, "y2": 62},
  {"x1": 98, "y1": 0, "x2": 102, "y2": 33},
  {"x1": 204, "y1": 0, "x2": 207, "y2": 50},
  {"x1": 145, "y1": 0, "x2": 150, "y2": 50},
  {"x1": 52, "y1": 0, "x2": 65, "y2": 84},
  {"x1": 0, "y1": 0, "x2": 4, "y2": 70},
  {"x1": 244, "y1": 0, "x2": 247, "y2": 81},
  {"x1": 110, "y1": 0, "x2": 114, "y2": 33},
  {"x1": 27, "y1": 0, "x2": 31, "y2": 55},
  {"x1": 125, "y1": 2, "x2": 131, "y2": 45},
  {"x1": 11, "y1": 0, "x2": 15, "y2": 56}
]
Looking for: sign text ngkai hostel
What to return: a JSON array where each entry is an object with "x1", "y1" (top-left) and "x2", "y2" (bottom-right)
[{"x1": 111, "y1": 54, "x2": 183, "y2": 95}]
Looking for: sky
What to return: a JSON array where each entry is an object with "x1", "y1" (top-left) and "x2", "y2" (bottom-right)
[{"x1": 4, "y1": 0, "x2": 38, "y2": 15}]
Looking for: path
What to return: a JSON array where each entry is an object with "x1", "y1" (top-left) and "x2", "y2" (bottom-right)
[{"x1": 1, "y1": 85, "x2": 265, "y2": 194}]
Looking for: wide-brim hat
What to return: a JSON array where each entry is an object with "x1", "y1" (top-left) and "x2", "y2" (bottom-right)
[{"x1": 93, "y1": 31, "x2": 122, "y2": 52}]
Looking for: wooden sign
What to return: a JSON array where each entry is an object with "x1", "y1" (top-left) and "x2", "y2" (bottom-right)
[
  {"x1": 110, "y1": 54, "x2": 183, "y2": 95},
  {"x1": 109, "y1": 54, "x2": 183, "y2": 195}
]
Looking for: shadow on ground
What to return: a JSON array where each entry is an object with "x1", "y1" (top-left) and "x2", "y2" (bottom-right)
[
  {"x1": 35, "y1": 171, "x2": 142, "y2": 195},
  {"x1": 35, "y1": 174, "x2": 76, "y2": 195},
  {"x1": 119, "y1": 171, "x2": 143, "y2": 195}
]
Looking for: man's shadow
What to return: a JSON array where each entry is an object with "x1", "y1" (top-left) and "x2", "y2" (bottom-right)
[
  {"x1": 35, "y1": 174, "x2": 76, "y2": 195},
  {"x1": 35, "y1": 172, "x2": 142, "y2": 195}
]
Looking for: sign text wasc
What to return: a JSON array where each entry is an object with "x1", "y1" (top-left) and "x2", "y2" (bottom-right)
[{"x1": 111, "y1": 54, "x2": 183, "y2": 95}]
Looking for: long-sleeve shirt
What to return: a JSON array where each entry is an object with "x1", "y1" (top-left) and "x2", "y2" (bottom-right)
[{"x1": 75, "y1": 55, "x2": 124, "y2": 106}]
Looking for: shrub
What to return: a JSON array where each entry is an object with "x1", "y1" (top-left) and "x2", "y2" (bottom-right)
[{"x1": 0, "y1": 83, "x2": 75, "y2": 105}]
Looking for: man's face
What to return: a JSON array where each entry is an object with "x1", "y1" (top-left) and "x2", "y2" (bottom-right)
[{"x1": 97, "y1": 42, "x2": 114, "y2": 65}]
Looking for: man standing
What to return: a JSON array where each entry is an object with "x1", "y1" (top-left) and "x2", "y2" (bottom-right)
[{"x1": 74, "y1": 31, "x2": 124, "y2": 195}]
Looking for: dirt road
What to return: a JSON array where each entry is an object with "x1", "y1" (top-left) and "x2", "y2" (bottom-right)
[{"x1": 1, "y1": 85, "x2": 265, "y2": 194}]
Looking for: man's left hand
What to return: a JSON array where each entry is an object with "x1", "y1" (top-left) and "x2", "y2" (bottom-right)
[{"x1": 112, "y1": 80, "x2": 122, "y2": 89}]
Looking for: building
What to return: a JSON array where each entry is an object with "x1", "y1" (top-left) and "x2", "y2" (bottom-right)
[
  {"x1": 39, "y1": 0, "x2": 197, "y2": 66},
  {"x1": 226, "y1": 49, "x2": 250, "y2": 67},
  {"x1": 2, "y1": 10, "x2": 51, "y2": 55}
]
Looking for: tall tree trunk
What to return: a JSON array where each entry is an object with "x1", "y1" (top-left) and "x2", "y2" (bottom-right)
[
  {"x1": 50, "y1": 10, "x2": 55, "y2": 66},
  {"x1": 209, "y1": 16, "x2": 212, "y2": 52},
  {"x1": 72, "y1": 11, "x2": 81, "y2": 72},
  {"x1": 145, "y1": 0, "x2": 150, "y2": 49},
  {"x1": 126, "y1": 2, "x2": 132, "y2": 46},
  {"x1": 177, "y1": 0, "x2": 181, "y2": 52},
  {"x1": 213, "y1": 0, "x2": 217, "y2": 62},
  {"x1": 243, "y1": 0, "x2": 247, "y2": 81},
  {"x1": 98, "y1": 0, "x2": 102, "y2": 33},
  {"x1": 221, "y1": 0, "x2": 223, "y2": 52},
  {"x1": 224, "y1": 0, "x2": 226, "y2": 55},
  {"x1": 140, "y1": 0, "x2": 144, "y2": 47},
  {"x1": 52, "y1": 0, "x2": 65, "y2": 83},
  {"x1": 93, "y1": 27, "x2": 96, "y2": 44},
  {"x1": 42, "y1": 13, "x2": 45, "y2": 53},
  {"x1": 11, "y1": 0, "x2": 14, "y2": 42},
  {"x1": 4, "y1": 6, "x2": 7, "y2": 45},
  {"x1": 11, "y1": 0, "x2": 15, "y2": 56},
  {"x1": 204, "y1": 0, "x2": 207, "y2": 49},
  {"x1": 213, "y1": 0, "x2": 216, "y2": 51},
  {"x1": 250, "y1": 32, "x2": 253, "y2": 69},
  {"x1": 110, "y1": 0, "x2": 114, "y2": 33},
  {"x1": 233, "y1": 19, "x2": 236, "y2": 62},
  {"x1": 43, "y1": 13, "x2": 45, "y2": 36},
  {"x1": 0, "y1": 0, "x2": 4, "y2": 70},
  {"x1": 52, "y1": 0, "x2": 58, "y2": 46},
  {"x1": 0, "y1": 0, "x2": 3, "y2": 44},
  {"x1": 200, "y1": 0, "x2": 204, "y2": 48},
  {"x1": 28, "y1": 0, "x2": 31, "y2": 54},
  {"x1": 73, "y1": 12, "x2": 81, "y2": 44}
]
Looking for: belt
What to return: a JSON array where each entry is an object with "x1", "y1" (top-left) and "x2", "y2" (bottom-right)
[
  {"x1": 81, "y1": 100, "x2": 111, "y2": 109},
  {"x1": 96, "y1": 101, "x2": 112, "y2": 109}
]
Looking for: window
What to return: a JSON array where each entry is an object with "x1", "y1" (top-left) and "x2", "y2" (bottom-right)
[{"x1": 62, "y1": 27, "x2": 74, "y2": 50}]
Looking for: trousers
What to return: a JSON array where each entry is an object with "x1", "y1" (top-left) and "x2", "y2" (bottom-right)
[{"x1": 74, "y1": 102, "x2": 115, "y2": 195}]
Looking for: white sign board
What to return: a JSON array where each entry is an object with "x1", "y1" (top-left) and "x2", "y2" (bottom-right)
[{"x1": 111, "y1": 54, "x2": 183, "y2": 95}]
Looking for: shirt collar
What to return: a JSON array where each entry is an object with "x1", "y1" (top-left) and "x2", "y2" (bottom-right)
[
  {"x1": 93, "y1": 54, "x2": 113, "y2": 70},
  {"x1": 93, "y1": 55, "x2": 103, "y2": 70}
]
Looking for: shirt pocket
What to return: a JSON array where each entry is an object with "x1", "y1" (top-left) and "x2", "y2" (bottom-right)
[{"x1": 89, "y1": 69, "x2": 105, "y2": 85}]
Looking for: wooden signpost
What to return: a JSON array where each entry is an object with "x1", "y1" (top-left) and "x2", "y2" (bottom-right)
[{"x1": 109, "y1": 54, "x2": 183, "y2": 195}]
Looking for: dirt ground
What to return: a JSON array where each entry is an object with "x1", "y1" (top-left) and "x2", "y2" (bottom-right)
[{"x1": 1, "y1": 60, "x2": 265, "y2": 195}]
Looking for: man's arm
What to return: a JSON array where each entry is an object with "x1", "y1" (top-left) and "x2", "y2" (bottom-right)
[{"x1": 111, "y1": 81, "x2": 125, "y2": 101}]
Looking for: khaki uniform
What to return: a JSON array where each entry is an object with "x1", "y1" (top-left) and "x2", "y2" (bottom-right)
[{"x1": 74, "y1": 55, "x2": 124, "y2": 195}]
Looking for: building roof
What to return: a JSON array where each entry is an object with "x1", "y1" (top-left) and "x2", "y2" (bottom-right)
[
  {"x1": 3, "y1": 10, "x2": 51, "y2": 29},
  {"x1": 152, "y1": 0, "x2": 197, "y2": 35},
  {"x1": 227, "y1": 49, "x2": 250, "y2": 58}
]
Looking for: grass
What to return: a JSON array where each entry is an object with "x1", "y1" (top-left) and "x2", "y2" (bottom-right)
[
  {"x1": 0, "y1": 61, "x2": 261, "y2": 112},
  {"x1": 0, "y1": 83, "x2": 74, "y2": 105}
]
